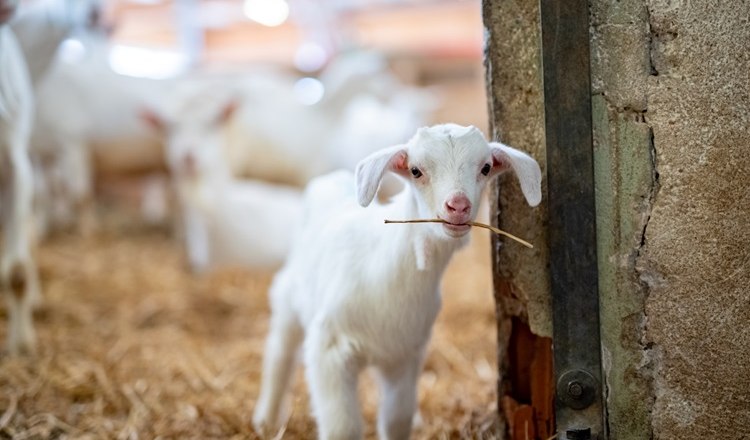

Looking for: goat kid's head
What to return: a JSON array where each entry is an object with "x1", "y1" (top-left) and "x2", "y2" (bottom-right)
[
  {"x1": 355, "y1": 124, "x2": 541, "y2": 239},
  {"x1": 142, "y1": 97, "x2": 238, "y2": 181}
]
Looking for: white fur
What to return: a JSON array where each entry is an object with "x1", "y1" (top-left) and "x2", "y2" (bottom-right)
[
  {"x1": 253, "y1": 124, "x2": 541, "y2": 439},
  {"x1": 11, "y1": 0, "x2": 102, "y2": 86},
  {"x1": 178, "y1": 179, "x2": 303, "y2": 272},
  {"x1": 221, "y1": 52, "x2": 435, "y2": 186},
  {"x1": 0, "y1": 10, "x2": 40, "y2": 355},
  {"x1": 151, "y1": 88, "x2": 303, "y2": 273},
  {"x1": 8, "y1": 0, "x2": 118, "y2": 236},
  {"x1": 30, "y1": 31, "x2": 170, "y2": 235},
  {"x1": 30, "y1": 47, "x2": 432, "y2": 234}
]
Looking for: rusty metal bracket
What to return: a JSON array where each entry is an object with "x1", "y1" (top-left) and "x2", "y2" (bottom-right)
[{"x1": 539, "y1": 0, "x2": 605, "y2": 438}]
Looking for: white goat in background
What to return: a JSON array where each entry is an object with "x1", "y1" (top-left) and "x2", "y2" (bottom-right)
[
  {"x1": 253, "y1": 124, "x2": 542, "y2": 439},
  {"x1": 9, "y1": 0, "x2": 113, "y2": 236},
  {"x1": 30, "y1": 43, "x2": 431, "y2": 234},
  {"x1": 0, "y1": 0, "x2": 39, "y2": 355},
  {"x1": 221, "y1": 53, "x2": 436, "y2": 187},
  {"x1": 30, "y1": 30, "x2": 170, "y2": 235},
  {"x1": 143, "y1": 89, "x2": 303, "y2": 273},
  {"x1": 11, "y1": 0, "x2": 103, "y2": 86}
]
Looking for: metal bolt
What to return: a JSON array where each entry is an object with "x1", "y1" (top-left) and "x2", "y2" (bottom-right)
[
  {"x1": 557, "y1": 370, "x2": 597, "y2": 410},
  {"x1": 568, "y1": 381, "x2": 584, "y2": 399}
]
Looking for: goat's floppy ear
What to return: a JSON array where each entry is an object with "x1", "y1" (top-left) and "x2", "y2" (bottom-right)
[
  {"x1": 489, "y1": 142, "x2": 542, "y2": 207},
  {"x1": 355, "y1": 144, "x2": 408, "y2": 207},
  {"x1": 216, "y1": 99, "x2": 239, "y2": 125},
  {"x1": 140, "y1": 108, "x2": 166, "y2": 133}
]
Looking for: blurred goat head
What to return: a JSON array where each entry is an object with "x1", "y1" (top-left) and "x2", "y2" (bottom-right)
[{"x1": 141, "y1": 97, "x2": 239, "y2": 181}]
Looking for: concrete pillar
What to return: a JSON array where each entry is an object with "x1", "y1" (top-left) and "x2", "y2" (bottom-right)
[{"x1": 484, "y1": 0, "x2": 750, "y2": 438}]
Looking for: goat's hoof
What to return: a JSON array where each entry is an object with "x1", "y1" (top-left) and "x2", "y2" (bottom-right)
[
  {"x1": 7, "y1": 335, "x2": 36, "y2": 357},
  {"x1": 8, "y1": 263, "x2": 27, "y2": 299},
  {"x1": 252, "y1": 411, "x2": 277, "y2": 439},
  {"x1": 29, "y1": 289, "x2": 43, "y2": 310},
  {"x1": 412, "y1": 410, "x2": 424, "y2": 429}
]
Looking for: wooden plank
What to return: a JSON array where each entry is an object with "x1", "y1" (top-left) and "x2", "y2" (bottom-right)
[
  {"x1": 504, "y1": 317, "x2": 555, "y2": 439},
  {"x1": 512, "y1": 405, "x2": 537, "y2": 440},
  {"x1": 539, "y1": 0, "x2": 605, "y2": 437},
  {"x1": 531, "y1": 337, "x2": 555, "y2": 439},
  {"x1": 507, "y1": 317, "x2": 536, "y2": 402}
]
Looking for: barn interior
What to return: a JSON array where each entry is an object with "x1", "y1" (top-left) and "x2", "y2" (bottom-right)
[{"x1": 0, "y1": 0, "x2": 503, "y2": 438}]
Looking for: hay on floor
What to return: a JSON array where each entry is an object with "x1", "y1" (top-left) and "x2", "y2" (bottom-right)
[{"x1": 0, "y1": 216, "x2": 499, "y2": 439}]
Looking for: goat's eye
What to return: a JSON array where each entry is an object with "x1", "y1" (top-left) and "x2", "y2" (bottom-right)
[
  {"x1": 410, "y1": 167, "x2": 423, "y2": 178},
  {"x1": 481, "y1": 163, "x2": 492, "y2": 176}
]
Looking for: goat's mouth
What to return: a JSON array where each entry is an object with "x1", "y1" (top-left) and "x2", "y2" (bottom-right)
[{"x1": 438, "y1": 217, "x2": 472, "y2": 237}]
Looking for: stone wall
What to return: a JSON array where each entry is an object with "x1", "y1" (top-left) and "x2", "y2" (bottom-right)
[
  {"x1": 483, "y1": 0, "x2": 552, "y2": 436},
  {"x1": 483, "y1": 0, "x2": 550, "y2": 338},
  {"x1": 637, "y1": 0, "x2": 750, "y2": 437},
  {"x1": 592, "y1": 0, "x2": 750, "y2": 438},
  {"x1": 484, "y1": 0, "x2": 750, "y2": 438},
  {"x1": 590, "y1": 1, "x2": 656, "y2": 438}
]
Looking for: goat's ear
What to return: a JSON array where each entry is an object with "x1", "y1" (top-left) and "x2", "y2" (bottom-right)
[
  {"x1": 140, "y1": 108, "x2": 166, "y2": 133},
  {"x1": 355, "y1": 144, "x2": 408, "y2": 207},
  {"x1": 489, "y1": 142, "x2": 542, "y2": 207},
  {"x1": 216, "y1": 99, "x2": 239, "y2": 125}
]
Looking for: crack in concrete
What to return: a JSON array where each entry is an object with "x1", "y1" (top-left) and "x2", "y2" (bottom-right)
[
  {"x1": 623, "y1": 118, "x2": 660, "y2": 440},
  {"x1": 636, "y1": 33, "x2": 661, "y2": 440},
  {"x1": 647, "y1": 3, "x2": 660, "y2": 77},
  {"x1": 595, "y1": 90, "x2": 661, "y2": 439},
  {"x1": 637, "y1": 125, "x2": 660, "y2": 256}
]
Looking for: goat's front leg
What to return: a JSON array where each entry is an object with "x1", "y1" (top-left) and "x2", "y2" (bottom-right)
[
  {"x1": 183, "y1": 207, "x2": 210, "y2": 273},
  {"x1": 376, "y1": 352, "x2": 424, "y2": 440},
  {"x1": 62, "y1": 139, "x2": 97, "y2": 237},
  {"x1": 2, "y1": 142, "x2": 38, "y2": 355},
  {"x1": 305, "y1": 327, "x2": 363, "y2": 440}
]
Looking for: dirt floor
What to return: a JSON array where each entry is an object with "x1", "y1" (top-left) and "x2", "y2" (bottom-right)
[{"x1": 0, "y1": 208, "x2": 500, "y2": 439}]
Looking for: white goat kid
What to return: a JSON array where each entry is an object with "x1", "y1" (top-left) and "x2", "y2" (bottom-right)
[
  {"x1": 0, "y1": 0, "x2": 39, "y2": 355},
  {"x1": 144, "y1": 96, "x2": 303, "y2": 273},
  {"x1": 253, "y1": 124, "x2": 542, "y2": 439}
]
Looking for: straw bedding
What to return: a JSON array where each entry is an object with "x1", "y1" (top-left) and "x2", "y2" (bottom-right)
[{"x1": 0, "y1": 216, "x2": 499, "y2": 439}]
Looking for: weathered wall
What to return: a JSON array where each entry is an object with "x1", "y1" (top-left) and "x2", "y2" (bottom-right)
[
  {"x1": 483, "y1": 0, "x2": 550, "y2": 338},
  {"x1": 483, "y1": 1, "x2": 553, "y2": 437},
  {"x1": 590, "y1": 1, "x2": 656, "y2": 438},
  {"x1": 640, "y1": 0, "x2": 750, "y2": 438},
  {"x1": 593, "y1": 0, "x2": 750, "y2": 439},
  {"x1": 486, "y1": 0, "x2": 749, "y2": 438}
]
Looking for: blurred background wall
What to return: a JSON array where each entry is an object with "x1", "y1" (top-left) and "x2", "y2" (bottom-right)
[{"x1": 103, "y1": 0, "x2": 487, "y2": 131}]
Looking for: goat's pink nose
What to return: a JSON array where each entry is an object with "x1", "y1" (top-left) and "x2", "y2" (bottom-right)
[{"x1": 445, "y1": 195, "x2": 471, "y2": 215}]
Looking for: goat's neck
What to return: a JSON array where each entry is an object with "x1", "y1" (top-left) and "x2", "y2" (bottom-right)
[
  {"x1": 10, "y1": 0, "x2": 74, "y2": 86},
  {"x1": 383, "y1": 188, "x2": 467, "y2": 275},
  {"x1": 0, "y1": 29, "x2": 27, "y2": 116},
  {"x1": 204, "y1": 169, "x2": 233, "y2": 189},
  {"x1": 177, "y1": 168, "x2": 232, "y2": 214}
]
